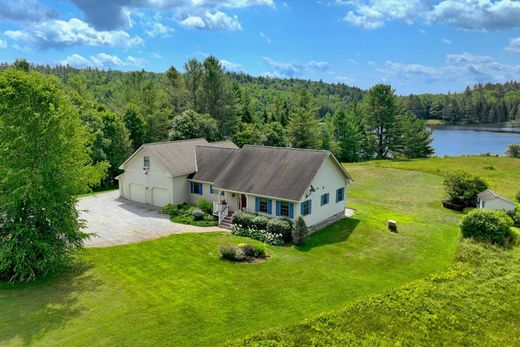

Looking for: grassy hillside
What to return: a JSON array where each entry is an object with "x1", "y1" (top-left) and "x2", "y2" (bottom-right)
[
  {"x1": 231, "y1": 239, "x2": 520, "y2": 346},
  {"x1": 0, "y1": 165, "x2": 459, "y2": 346},
  {"x1": 373, "y1": 156, "x2": 520, "y2": 199},
  {"x1": 231, "y1": 156, "x2": 520, "y2": 346}
]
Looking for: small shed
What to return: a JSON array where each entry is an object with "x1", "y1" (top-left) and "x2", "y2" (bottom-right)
[{"x1": 477, "y1": 189, "x2": 516, "y2": 213}]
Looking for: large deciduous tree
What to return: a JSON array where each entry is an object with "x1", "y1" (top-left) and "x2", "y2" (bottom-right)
[
  {"x1": 169, "y1": 109, "x2": 218, "y2": 142},
  {"x1": 0, "y1": 68, "x2": 107, "y2": 282}
]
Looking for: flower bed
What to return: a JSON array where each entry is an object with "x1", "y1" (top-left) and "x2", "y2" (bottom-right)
[
  {"x1": 219, "y1": 243, "x2": 268, "y2": 262},
  {"x1": 231, "y1": 224, "x2": 284, "y2": 246},
  {"x1": 161, "y1": 202, "x2": 218, "y2": 227}
]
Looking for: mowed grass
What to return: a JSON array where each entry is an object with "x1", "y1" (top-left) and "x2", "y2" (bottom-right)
[
  {"x1": 233, "y1": 239, "x2": 520, "y2": 346},
  {"x1": 0, "y1": 166, "x2": 460, "y2": 346},
  {"x1": 373, "y1": 156, "x2": 520, "y2": 199}
]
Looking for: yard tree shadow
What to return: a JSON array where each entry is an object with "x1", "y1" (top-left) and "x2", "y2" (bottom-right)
[
  {"x1": 0, "y1": 259, "x2": 101, "y2": 346},
  {"x1": 296, "y1": 217, "x2": 360, "y2": 252}
]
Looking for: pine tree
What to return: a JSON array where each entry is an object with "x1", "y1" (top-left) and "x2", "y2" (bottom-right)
[
  {"x1": 288, "y1": 108, "x2": 321, "y2": 149},
  {"x1": 395, "y1": 112, "x2": 434, "y2": 158}
]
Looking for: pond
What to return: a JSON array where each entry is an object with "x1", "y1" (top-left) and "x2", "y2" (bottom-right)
[{"x1": 428, "y1": 124, "x2": 520, "y2": 156}]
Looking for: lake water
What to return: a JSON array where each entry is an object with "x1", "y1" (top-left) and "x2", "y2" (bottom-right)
[{"x1": 428, "y1": 124, "x2": 520, "y2": 156}]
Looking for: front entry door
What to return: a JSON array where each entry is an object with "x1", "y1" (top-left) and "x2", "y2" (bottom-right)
[{"x1": 240, "y1": 194, "x2": 247, "y2": 210}]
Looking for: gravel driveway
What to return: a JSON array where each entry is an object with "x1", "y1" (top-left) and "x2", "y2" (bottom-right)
[{"x1": 79, "y1": 191, "x2": 224, "y2": 247}]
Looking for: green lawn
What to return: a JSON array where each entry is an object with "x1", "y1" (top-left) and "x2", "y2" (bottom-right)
[
  {"x1": 373, "y1": 156, "x2": 520, "y2": 199},
  {"x1": 232, "y1": 239, "x2": 520, "y2": 346},
  {"x1": 0, "y1": 165, "x2": 460, "y2": 346}
]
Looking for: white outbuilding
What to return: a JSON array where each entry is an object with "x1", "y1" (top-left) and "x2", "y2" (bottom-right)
[{"x1": 476, "y1": 189, "x2": 516, "y2": 213}]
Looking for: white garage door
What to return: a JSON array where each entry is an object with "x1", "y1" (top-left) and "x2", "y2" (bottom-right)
[
  {"x1": 151, "y1": 187, "x2": 169, "y2": 207},
  {"x1": 129, "y1": 183, "x2": 146, "y2": 204}
]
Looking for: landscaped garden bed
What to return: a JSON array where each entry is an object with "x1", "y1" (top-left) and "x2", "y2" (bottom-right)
[
  {"x1": 219, "y1": 243, "x2": 268, "y2": 263},
  {"x1": 231, "y1": 211, "x2": 295, "y2": 245},
  {"x1": 161, "y1": 199, "x2": 218, "y2": 227}
]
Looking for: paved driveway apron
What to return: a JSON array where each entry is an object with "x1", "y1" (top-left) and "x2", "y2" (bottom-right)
[{"x1": 79, "y1": 191, "x2": 225, "y2": 247}]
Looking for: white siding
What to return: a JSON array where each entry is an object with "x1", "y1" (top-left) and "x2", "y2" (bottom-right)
[
  {"x1": 188, "y1": 182, "x2": 220, "y2": 205},
  {"x1": 295, "y1": 157, "x2": 348, "y2": 228},
  {"x1": 121, "y1": 148, "x2": 173, "y2": 207},
  {"x1": 482, "y1": 198, "x2": 516, "y2": 212},
  {"x1": 172, "y1": 175, "x2": 189, "y2": 204}
]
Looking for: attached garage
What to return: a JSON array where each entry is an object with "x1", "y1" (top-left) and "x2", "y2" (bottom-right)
[
  {"x1": 151, "y1": 187, "x2": 170, "y2": 207},
  {"x1": 129, "y1": 183, "x2": 146, "y2": 204}
]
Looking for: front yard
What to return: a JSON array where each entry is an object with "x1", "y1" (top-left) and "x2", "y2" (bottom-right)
[{"x1": 0, "y1": 165, "x2": 460, "y2": 346}]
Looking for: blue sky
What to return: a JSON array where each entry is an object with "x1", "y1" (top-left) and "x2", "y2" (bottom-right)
[{"x1": 0, "y1": 0, "x2": 519, "y2": 94}]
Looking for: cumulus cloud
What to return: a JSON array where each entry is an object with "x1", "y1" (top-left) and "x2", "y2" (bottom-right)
[
  {"x1": 3, "y1": 18, "x2": 143, "y2": 50},
  {"x1": 60, "y1": 53, "x2": 147, "y2": 68},
  {"x1": 0, "y1": 0, "x2": 57, "y2": 22},
  {"x1": 69, "y1": 0, "x2": 273, "y2": 30},
  {"x1": 221, "y1": 59, "x2": 244, "y2": 72},
  {"x1": 442, "y1": 38, "x2": 452, "y2": 44},
  {"x1": 505, "y1": 37, "x2": 520, "y2": 53},
  {"x1": 340, "y1": 0, "x2": 520, "y2": 31},
  {"x1": 378, "y1": 52, "x2": 520, "y2": 86},
  {"x1": 136, "y1": 13, "x2": 175, "y2": 37},
  {"x1": 0, "y1": 40, "x2": 7, "y2": 49},
  {"x1": 263, "y1": 57, "x2": 331, "y2": 77},
  {"x1": 180, "y1": 11, "x2": 242, "y2": 31}
]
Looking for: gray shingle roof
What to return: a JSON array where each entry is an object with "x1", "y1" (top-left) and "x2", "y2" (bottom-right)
[
  {"x1": 207, "y1": 145, "x2": 350, "y2": 202},
  {"x1": 478, "y1": 189, "x2": 514, "y2": 204},
  {"x1": 190, "y1": 145, "x2": 240, "y2": 182},
  {"x1": 122, "y1": 139, "x2": 238, "y2": 177}
]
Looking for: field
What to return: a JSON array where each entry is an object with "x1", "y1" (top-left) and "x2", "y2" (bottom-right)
[
  {"x1": 374, "y1": 156, "x2": 520, "y2": 199},
  {"x1": 0, "y1": 163, "x2": 460, "y2": 346}
]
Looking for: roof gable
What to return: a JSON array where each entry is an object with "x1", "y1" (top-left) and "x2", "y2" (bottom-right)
[{"x1": 478, "y1": 189, "x2": 515, "y2": 204}]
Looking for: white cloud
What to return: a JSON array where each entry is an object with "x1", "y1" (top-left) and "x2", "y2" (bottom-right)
[
  {"x1": 377, "y1": 52, "x2": 520, "y2": 86},
  {"x1": 263, "y1": 57, "x2": 331, "y2": 77},
  {"x1": 136, "y1": 13, "x2": 174, "y2": 38},
  {"x1": 180, "y1": 11, "x2": 243, "y2": 31},
  {"x1": 68, "y1": 0, "x2": 273, "y2": 30},
  {"x1": 260, "y1": 32, "x2": 272, "y2": 44},
  {"x1": 221, "y1": 59, "x2": 244, "y2": 72},
  {"x1": 3, "y1": 18, "x2": 143, "y2": 49},
  {"x1": 339, "y1": 0, "x2": 520, "y2": 31},
  {"x1": 60, "y1": 53, "x2": 147, "y2": 68},
  {"x1": 0, "y1": 39, "x2": 7, "y2": 48},
  {"x1": 442, "y1": 38, "x2": 452, "y2": 44},
  {"x1": 505, "y1": 37, "x2": 520, "y2": 53}
]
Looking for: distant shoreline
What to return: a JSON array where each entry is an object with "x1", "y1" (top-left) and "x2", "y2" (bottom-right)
[{"x1": 427, "y1": 123, "x2": 520, "y2": 134}]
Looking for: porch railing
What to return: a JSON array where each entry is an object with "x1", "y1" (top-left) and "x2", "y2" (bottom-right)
[{"x1": 218, "y1": 205, "x2": 229, "y2": 225}]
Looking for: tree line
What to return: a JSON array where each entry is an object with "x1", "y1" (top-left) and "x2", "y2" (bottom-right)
[{"x1": 1, "y1": 58, "x2": 436, "y2": 189}]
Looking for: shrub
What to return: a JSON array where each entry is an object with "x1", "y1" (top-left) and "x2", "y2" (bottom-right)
[
  {"x1": 219, "y1": 245, "x2": 246, "y2": 261},
  {"x1": 252, "y1": 215, "x2": 270, "y2": 231},
  {"x1": 505, "y1": 143, "x2": 520, "y2": 158},
  {"x1": 267, "y1": 218, "x2": 293, "y2": 242},
  {"x1": 232, "y1": 211, "x2": 256, "y2": 228},
  {"x1": 292, "y1": 216, "x2": 308, "y2": 246},
  {"x1": 191, "y1": 207, "x2": 205, "y2": 221},
  {"x1": 460, "y1": 209, "x2": 514, "y2": 246},
  {"x1": 198, "y1": 198, "x2": 213, "y2": 215},
  {"x1": 443, "y1": 170, "x2": 487, "y2": 207},
  {"x1": 161, "y1": 204, "x2": 177, "y2": 215},
  {"x1": 231, "y1": 225, "x2": 284, "y2": 246},
  {"x1": 509, "y1": 205, "x2": 520, "y2": 227},
  {"x1": 516, "y1": 190, "x2": 520, "y2": 203}
]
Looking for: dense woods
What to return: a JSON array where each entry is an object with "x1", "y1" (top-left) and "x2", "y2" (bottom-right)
[{"x1": 9, "y1": 58, "x2": 520, "y2": 189}]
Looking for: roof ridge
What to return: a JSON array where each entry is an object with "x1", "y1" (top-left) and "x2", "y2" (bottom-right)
[
  {"x1": 144, "y1": 138, "x2": 206, "y2": 146},
  {"x1": 242, "y1": 144, "x2": 330, "y2": 154},
  {"x1": 196, "y1": 145, "x2": 239, "y2": 150}
]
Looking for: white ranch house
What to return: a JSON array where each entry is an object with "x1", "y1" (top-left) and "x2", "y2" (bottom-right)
[
  {"x1": 477, "y1": 189, "x2": 516, "y2": 213},
  {"x1": 117, "y1": 138, "x2": 352, "y2": 231}
]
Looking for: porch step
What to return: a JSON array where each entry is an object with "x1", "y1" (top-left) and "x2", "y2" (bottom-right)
[{"x1": 219, "y1": 214, "x2": 234, "y2": 230}]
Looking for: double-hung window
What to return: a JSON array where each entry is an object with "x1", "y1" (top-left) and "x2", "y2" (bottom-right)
[
  {"x1": 190, "y1": 182, "x2": 202, "y2": 195},
  {"x1": 321, "y1": 193, "x2": 329, "y2": 206},
  {"x1": 259, "y1": 198, "x2": 268, "y2": 213},
  {"x1": 143, "y1": 156, "x2": 150, "y2": 169},
  {"x1": 301, "y1": 200, "x2": 312, "y2": 216},
  {"x1": 276, "y1": 201, "x2": 294, "y2": 218},
  {"x1": 336, "y1": 187, "x2": 345, "y2": 203}
]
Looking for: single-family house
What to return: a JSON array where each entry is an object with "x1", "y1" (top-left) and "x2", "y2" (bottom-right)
[
  {"x1": 477, "y1": 189, "x2": 516, "y2": 212},
  {"x1": 117, "y1": 138, "x2": 352, "y2": 231}
]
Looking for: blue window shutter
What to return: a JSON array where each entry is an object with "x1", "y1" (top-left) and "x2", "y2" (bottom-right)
[
  {"x1": 190, "y1": 182, "x2": 194, "y2": 194},
  {"x1": 289, "y1": 203, "x2": 294, "y2": 218},
  {"x1": 309, "y1": 200, "x2": 312, "y2": 214},
  {"x1": 276, "y1": 201, "x2": 281, "y2": 216},
  {"x1": 300, "y1": 202, "x2": 304, "y2": 215},
  {"x1": 199, "y1": 183, "x2": 203, "y2": 195},
  {"x1": 255, "y1": 197, "x2": 260, "y2": 212},
  {"x1": 210, "y1": 185, "x2": 214, "y2": 194},
  {"x1": 267, "y1": 200, "x2": 272, "y2": 214}
]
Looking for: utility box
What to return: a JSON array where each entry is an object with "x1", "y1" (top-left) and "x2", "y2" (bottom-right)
[{"x1": 388, "y1": 220, "x2": 397, "y2": 232}]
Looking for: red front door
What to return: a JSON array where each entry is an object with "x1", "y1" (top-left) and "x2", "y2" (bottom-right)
[{"x1": 240, "y1": 194, "x2": 247, "y2": 210}]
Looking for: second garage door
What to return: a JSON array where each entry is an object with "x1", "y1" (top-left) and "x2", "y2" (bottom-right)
[{"x1": 151, "y1": 187, "x2": 170, "y2": 207}]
